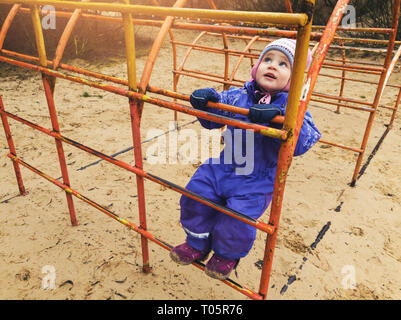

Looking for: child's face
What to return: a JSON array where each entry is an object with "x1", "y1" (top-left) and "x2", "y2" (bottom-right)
[{"x1": 255, "y1": 50, "x2": 291, "y2": 93}]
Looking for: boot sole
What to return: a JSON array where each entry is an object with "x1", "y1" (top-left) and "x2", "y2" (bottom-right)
[
  {"x1": 170, "y1": 250, "x2": 209, "y2": 265},
  {"x1": 205, "y1": 268, "x2": 231, "y2": 280}
]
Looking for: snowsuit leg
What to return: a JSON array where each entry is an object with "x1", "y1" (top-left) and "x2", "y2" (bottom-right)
[
  {"x1": 211, "y1": 191, "x2": 272, "y2": 260},
  {"x1": 181, "y1": 162, "x2": 273, "y2": 259},
  {"x1": 180, "y1": 163, "x2": 223, "y2": 252}
]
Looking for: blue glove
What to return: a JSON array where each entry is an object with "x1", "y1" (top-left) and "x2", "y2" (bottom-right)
[
  {"x1": 248, "y1": 104, "x2": 282, "y2": 123},
  {"x1": 190, "y1": 88, "x2": 220, "y2": 111}
]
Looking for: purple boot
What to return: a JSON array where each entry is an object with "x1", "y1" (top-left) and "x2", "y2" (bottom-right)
[
  {"x1": 170, "y1": 242, "x2": 210, "y2": 265},
  {"x1": 205, "y1": 254, "x2": 239, "y2": 280}
]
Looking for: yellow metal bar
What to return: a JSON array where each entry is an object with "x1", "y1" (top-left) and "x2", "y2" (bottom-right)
[
  {"x1": 0, "y1": 0, "x2": 308, "y2": 26},
  {"x1": 30, "y1": 4, "x2": 47, "y2": 66},
  {"x1": 122, "y1": 0, "x2": 137, "y2": 90},
  {"x1": 283, "y1": 14, "x2": 313, "y2": 136}
]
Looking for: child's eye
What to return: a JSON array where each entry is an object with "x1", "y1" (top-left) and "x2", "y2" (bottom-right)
[
  {"x1": 264, "y1": 57, "x2": 271, "y2": 63},
  {"x1": 279, "y1": 61, "x2": 288, "y2": 67}
]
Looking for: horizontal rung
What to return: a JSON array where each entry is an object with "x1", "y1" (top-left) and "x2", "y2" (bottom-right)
[
  {"x1": 1, "y1": 0, "x2": 309, "y2": 25},
  {"x1": 318, "y1": 139, "x2": 363, "y2": 153},
  {"x1": 146, "y1": 85, "x2": 285, "y2": 124},
  {"x1": 171, "y1": 40, "x2": 259, "y2": 58},
  {"x1": 310, "y1": 97, "x2": 375, "y2": 112},
  {"x1": 312, "y1": 92, "x2": 374, "y2": 106}
]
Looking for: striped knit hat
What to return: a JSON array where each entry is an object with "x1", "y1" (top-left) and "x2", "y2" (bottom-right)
[{"x1": 251, "y1": 38, "x2": 312, "y2": 91}]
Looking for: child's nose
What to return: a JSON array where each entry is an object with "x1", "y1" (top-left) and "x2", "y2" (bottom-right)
[{"x1": 268, "y1": 61, "x2": 278, "y2": 69}]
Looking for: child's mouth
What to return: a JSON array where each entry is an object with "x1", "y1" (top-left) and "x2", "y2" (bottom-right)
[{"x1": 264, "y1": 73, "x2": 276, "y2": 79}]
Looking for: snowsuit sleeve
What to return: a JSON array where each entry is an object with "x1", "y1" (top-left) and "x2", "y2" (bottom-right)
[
  {"x1": 293, "y1": 110, "x2": 321, "y2": 156},
  {"x1": 257, "y1": 92, "x2": 321, "y2": 156},
  {"x1": 274, "y1": 92, "x2": 321, "y2": 156}
]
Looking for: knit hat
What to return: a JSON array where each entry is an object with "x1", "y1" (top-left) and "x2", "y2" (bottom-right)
[{"x1": 251, "y1": 38, "x2": 312, "y2": 92}]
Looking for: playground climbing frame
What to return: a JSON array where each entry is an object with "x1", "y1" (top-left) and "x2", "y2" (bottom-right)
[{"x1": 1, "y1": 0, "x2": 399, "y2": 299}]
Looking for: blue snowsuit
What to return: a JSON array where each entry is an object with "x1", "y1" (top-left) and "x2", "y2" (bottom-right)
[{"x1": 180, "y1": 80, "x2": 321, "y2": 260}]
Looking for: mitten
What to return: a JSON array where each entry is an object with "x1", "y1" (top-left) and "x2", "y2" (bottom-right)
[
  {"x1": 190, "y1": 88, "x2": 220, "y2": 111},
  {"x1": 248, "y1": 104, "x2": 282, "y2": 123}
]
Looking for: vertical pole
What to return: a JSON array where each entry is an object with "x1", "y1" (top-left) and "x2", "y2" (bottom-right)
[
  {"x1": 389, "y1": 86, "x2": 401, "y2": 127},
  {"x1": 30, "y1": 5, "x2": 78, "y2": 226},
  {"x1": 350, "y1": 0, "x2": 400, "y2": 186},
  {"x1": 0, "y1": 96, "x2": 26, "y2": 195},
  {"x1": 258, "y1": 0, "x2": 315, "y2": 299},
  {"x1": 122, "y1": 1, "x2": 151, "y2": 273},
  {"x1": 336, "y1": 37, "x2": 347, "y2": 113}
]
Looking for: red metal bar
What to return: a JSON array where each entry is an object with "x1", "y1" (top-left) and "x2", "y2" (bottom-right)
[
  {"x1": 42, "y1": 75, "x2": 78, "y2": 226},
  {"x1": 336, "y1": 37, "x2": 347, "y2": 113},
  {"x1": 258, "y1": 0, "x2": 350, "y2": 299},
  {"x1": 129, "y1": 98, "x2": 150, "y2": 273},
  {"x1": 389, "y1": 87, "x2": 401, "y2": 127},
  {"x1": 312, "y1": 25, "x2": 393, "y2": 33},
  {"x1": 0, "y1": 96, "x2": 26, "y2": 195}
]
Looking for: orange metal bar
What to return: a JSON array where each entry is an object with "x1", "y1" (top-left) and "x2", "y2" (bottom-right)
[
  {"x1": 29, "y1": 4, "x2": 78, "y2": 226},
  {"x1": 0, "y1": 4, "x2": 21, "y2": 50},
  {"x1": 0, "y1": 96, "x2": 26, "y2": 196},
  {"x1": 228, "y1": 36, "x2": 260, "y2": 85},
  {"x1": 336, "y1": 36, "x2": 347, "y2": 113},
  {"x1": 42, "y1": 75, "x2": 78, "y2": 226},
  {"x1": 318, "y1": 139, "x2": 363, "y2": 153},
  {"x1": 146, "y1": 84, "x2": 285, "y2": 124},
  {"x1": 258, "y1": 0, "x2": 316, "y2": 300},
  {"x1": 53, "y1": 8, "x2": 82, "y2": 70},
  {"x1": 389, "y1": 87, "x2": 401, "y2": 127},
  {"x1": 284, "y1": 0, "x2": 293, "y2": 13},
  {"x1": 310, "y1": 97, "x2": 374, "y2": 112},
  {"x1": 312, "y1": 92, "x2": 374, "y2": 107}
]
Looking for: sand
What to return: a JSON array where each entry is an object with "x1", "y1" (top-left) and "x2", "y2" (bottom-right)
[{"x1": 0, "y1": 28, "x2": 400, "y2": 300}]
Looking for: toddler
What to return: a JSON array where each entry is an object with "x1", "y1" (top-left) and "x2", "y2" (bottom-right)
[{"x1": 170, "y1": 38, "x2": 321, "y2": 280}]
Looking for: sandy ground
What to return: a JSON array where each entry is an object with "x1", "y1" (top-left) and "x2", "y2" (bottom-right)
[{"x1": 0, "y1": 27, "x2": 401, "y2": 300}]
